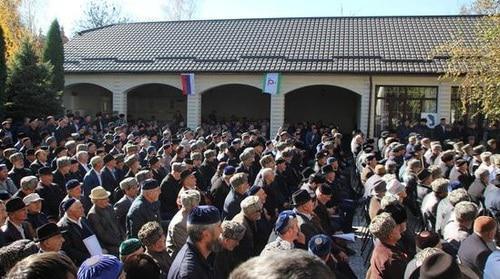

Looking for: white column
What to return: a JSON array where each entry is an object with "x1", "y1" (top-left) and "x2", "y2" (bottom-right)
[
  {"x1": 270, "y1": 93, "x2": 285, "y2": 139},
  {"x1": 187, "y1": 93, "x2": 201, "y2": 130},
  {"x1": 438, "y1": 83, "x2": 452, "y2": 122},
  {"x1": 112, "y1": 91, "x2": 126, "y2": 116},
  {"x1": 360, "y1": 79, "x2": 370, "y2": 136}
]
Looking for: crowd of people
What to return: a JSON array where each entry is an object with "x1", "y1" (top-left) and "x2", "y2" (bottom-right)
[{"x1": 0, "y1": 112, "x2": 498, "y2": 279}]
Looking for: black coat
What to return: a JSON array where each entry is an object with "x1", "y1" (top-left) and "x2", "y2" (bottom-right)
[
  {"x1": 0, "y1": 221, "x2": 33, "y2": 245},
  {"x1": 167, "y1": 239, "x2": 214, "y2": 279},
  {"x1": 36, "y1": 183, "x2": 66, "y2": 219},
  {"x1": 52, "y1": 170, "x2": 69, "y2": 193},
  {"x1": 8, "y1": 167, "x2": 32, "y2": 188},
  {"x1": 209, "y1": 177, "x2": 230, "y2": 212},
  {"x1": 58, "y1": 216, "x2": 93, "y2": 266},
  {"x1": 159, "y1": 174, "x2": 181, "y2": 220}
]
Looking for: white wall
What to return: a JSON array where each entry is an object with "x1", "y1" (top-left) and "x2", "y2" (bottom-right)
[{"x1": 65, "y1": 73, "x2": 458, "y2": 137}]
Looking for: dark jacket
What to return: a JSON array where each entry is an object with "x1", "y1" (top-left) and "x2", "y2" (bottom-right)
[
  {"x1": 26, "y1": 212, "x2": 49, "y2": 230},
  {"x1": 30, "y1": 160, "x2": 47, "y2": 175},
  {"x1": 101, "y1": 167, "x2": 119, "y2": 197},
  {"x1": 223, "y1": 190, "x2": 246, "y2": 220},
  {"x1": 114, "y1": 195, "x2": 133, "y2": 233},
  {"x1": 87, "y1": 205, "x2": 125, "y2": 256},
  {"x1": 231, "y1": 211, "x2": 258, "y2": 264},
  {"x1": 58, "y1": 216, "x2": 93, "y2": 266},
  {"x1": 167, "y1": 239, "x2": 214, "y2": 279},
  {"x1": 52, "y1": 170, "x2": 69, "y2": 193},
  {"x1": 458, "y1": 233, "x2": 492, "y2": 277},
  {"x1": 82, "y1": 169, "x2": 101, "y2": 209},
  {"x1": 0, "y1": 221, "x2": 33, "y2": 245},
  {"x1": 8, "y1": 167, "x2": 32, "y2": 188},
  {"x1": 126, "y1": 195, "x2": 161, "y2": 238},
  {"x1": 36, "y1": 182, "x2": 66, "y2": 219},
  {"x1": 159, "y1": 174, "x2": 182, "y2": 220},
  {"x1": 209, "y1": 177, "x2": 230, "y2": 212}
]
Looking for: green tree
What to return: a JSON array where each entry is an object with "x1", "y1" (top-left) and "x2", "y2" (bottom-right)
[
  {"x1": 4, "y1": 38, "x2": 62, "y2": 120},
  {"x1": 43, "y1": 19, "x2": 64, "y2": 92}
]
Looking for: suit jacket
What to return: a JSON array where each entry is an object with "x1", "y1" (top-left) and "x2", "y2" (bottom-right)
[
  {"x1": 114, "y1": 195, "x2": 133, "y2": 233},
  {"x1": 58, "y1": 216, "x2": 93, "y2": 266},
  {"x1": 87, "y1": 205, "x2": 125, "y2": 256},
  {"x1": 77, "y1": 164, "x2": 89, "y2": 181},
  {"x1": 458, "y1": 233, "x2": 492, "y2": 277},
  {"x1": 82, "y1": 169, "x2": 101, "y2": 209},
  {"x1": 0, "y1": 221, "x2": 33, "y2": 245},
  {"x1": 101, "y1": 167, "x2": 119, "y2": 197}
]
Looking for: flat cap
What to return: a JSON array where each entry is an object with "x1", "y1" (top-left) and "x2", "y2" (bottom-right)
[
  {"x1": 221, "y1": 220, "x2": 246, "y2": 241},
  {"x1": 188, "y1": 205, "x2": 221, "y2": 225}
]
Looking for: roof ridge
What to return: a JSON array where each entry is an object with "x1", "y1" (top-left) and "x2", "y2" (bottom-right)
[{"x1": 76, "y1": 14, "x2": 485, "y2": 34}]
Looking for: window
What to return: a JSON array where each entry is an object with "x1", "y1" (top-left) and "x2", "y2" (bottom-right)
[{"x1": 375, "y1": 86, "x2": 438, "y2": 135}]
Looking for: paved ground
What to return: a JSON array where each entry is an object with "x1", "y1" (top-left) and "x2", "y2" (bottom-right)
[{"x1": 348, "y1": 206, "x2": 370, "y2": 278}]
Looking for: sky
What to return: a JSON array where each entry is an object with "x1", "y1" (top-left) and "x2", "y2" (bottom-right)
[{"x1": 34, "y1": 0, "x2": 475, "y2": 36}]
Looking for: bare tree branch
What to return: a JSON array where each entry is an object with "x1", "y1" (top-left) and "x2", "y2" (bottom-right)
[
  {"x1": 163, "y1": 0, "x2": 197, "y2": 21},
  {"x1": 75, "y1": 0, "x2": 131, "y2": 32}
]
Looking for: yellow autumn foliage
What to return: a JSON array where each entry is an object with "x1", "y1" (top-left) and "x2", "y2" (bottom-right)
[{"x1": 0, "y1": 0, "x2": 28, "y2": 61}]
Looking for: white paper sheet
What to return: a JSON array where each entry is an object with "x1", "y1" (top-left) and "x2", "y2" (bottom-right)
[{"x1": 83, "y1": 234, "x2": 103, "y2": 256}]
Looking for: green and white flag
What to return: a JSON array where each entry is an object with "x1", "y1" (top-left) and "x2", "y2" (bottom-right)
[{"x1": 262, "y1": 73, "x2": 281, "y2": 95}]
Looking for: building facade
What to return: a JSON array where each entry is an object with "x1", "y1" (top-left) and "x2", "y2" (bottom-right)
[{"x1": 63, "y1": 16, "x2": 483, "y2": 137}]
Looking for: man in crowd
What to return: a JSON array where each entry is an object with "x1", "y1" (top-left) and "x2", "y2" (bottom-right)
[
  {"x1": 223, "y1": 172, "x2": 249, "y2": 220},
  {"x1": 168, "y1": 205, "x2": 222, "y2": 279},
  {"x1": 126, "y1": 179, "x2": 162, "y2": 238},
  {"x1": 213, "y1": 220, "x2": 246, "y2": 279},
  {"x1": 1, "y1": 197, "x2": 32, "y2": 244},
  {"x1": 114, "y1": 177, "x2": 139, "y2": 232},
  {"x1": 138, "y1": 221, "x2": 172, "y2": 277},
  {"x1": 36, "y1": 166, "x2": 65, "y2": 219},
  {"x1": 87, "y1": 186, "x2": 125, "y2": 256},
  {"x1": 34, "y1": 222, "x2": 65, "y2": 253}
]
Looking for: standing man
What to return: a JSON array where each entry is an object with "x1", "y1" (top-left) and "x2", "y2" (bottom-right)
[
  {"x1": 168, "y1": 205, "x2": 222, "y2": 279},
  {"x1": 35, "y1": 222, "x2": 65, "y2": 253}
]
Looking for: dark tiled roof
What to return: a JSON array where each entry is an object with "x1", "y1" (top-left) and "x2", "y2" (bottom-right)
[{"x1": 64, "y1": 15, "x2": 486, "y2": 74}]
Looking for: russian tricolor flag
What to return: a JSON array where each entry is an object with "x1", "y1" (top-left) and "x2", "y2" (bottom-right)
[{"x1": 180, "y1": 73, "x2": 195, "y2": 96}]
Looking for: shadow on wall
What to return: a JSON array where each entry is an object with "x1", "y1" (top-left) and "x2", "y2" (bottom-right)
[{"x1": 285, "y1": 85, "x2": 360, "y2": 133}]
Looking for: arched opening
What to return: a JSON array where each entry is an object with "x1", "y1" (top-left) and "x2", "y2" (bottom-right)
[
  {"x1": 285, "y1": 85, "x2": 361, "y2": 133},
  {"x1": 201, "y1": 84, "x2": 270, "y2": 123},
  {"x1": 126, "y1": 83, "x2": 186, "y2": 122},
  {"x1": 62, "y1": 83, "x2": 113, "y2": 116}
]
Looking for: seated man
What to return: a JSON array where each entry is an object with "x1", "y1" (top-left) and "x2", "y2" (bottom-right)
[
  {"x1": 368, "y1": 212, "x2": 409, "y2": 279},
  {"x1": 35, "y1": 222, "x2": 65, "y2": 253},
  {"x1": 458, "y1": 216, "x2": 497, "y2": 277},
  {"x1": 87, "y1": 186, "x2": 125, "y2": 256},
  {"x1": 261, "y1": 210, "x2": 303, "y2": 256},
  {"x1": 58, "y1": 198, "x2": 94, "y2": 266},
  {"x1": 1, "y1": 198, "x2": 33, "y2": 244}
]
